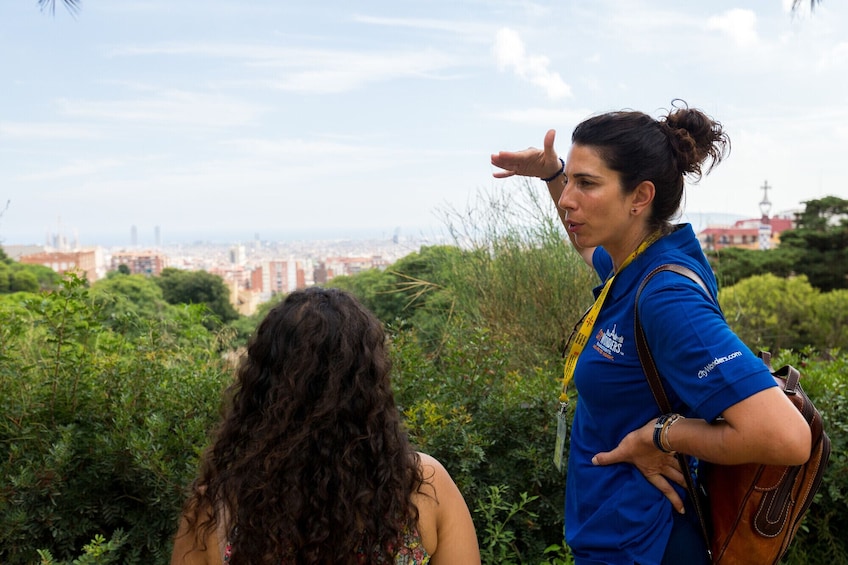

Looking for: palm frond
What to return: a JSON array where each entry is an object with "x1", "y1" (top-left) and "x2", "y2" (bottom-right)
[
  {"x1": 792, "y1": 0, "x2": 822, "y2": 11},
  {"x1": 38, "y1": 0, "x2": 81, "y2": 17}
]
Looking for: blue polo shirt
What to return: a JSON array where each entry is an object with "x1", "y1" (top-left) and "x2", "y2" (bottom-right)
[{"x1": 564, "y1": 224, "x2": 776, "y2": 565}]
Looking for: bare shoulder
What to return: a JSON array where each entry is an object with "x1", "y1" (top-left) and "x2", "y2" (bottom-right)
[
  {"x1": 170, "y1": 501, "x2": 224, "y2": 565},
  {"x1": 415, "y1": 452, "x2": 462, "y2": 501},
  {"x1": 412, "y1": 452, "x2": 481, "y2": 565},
  {"x1": 412, "y1": 452, "x2": 446, "y2": 507},
  {"x1": 417, "y1": 452, "x2": 447, "y2": 482}
]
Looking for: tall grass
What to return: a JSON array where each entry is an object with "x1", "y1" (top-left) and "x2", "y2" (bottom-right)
[{"x1": 436, "y1": 179, "x2": 596, "y2": 366}]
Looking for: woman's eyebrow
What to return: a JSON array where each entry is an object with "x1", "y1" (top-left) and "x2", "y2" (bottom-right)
[{"x1": 567, "y1": 171, "x2": 602, "y2": 179}]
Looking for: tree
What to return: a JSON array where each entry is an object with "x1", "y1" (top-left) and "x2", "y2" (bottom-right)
[
  {"x1": 779, "y1": 196, "x2": 848, "y2": 291},
  {"x1": 707, "y1": 246, "x2": 801, "y2": 288},
  {"x1": 793, "y1": 195, "x2": 848, "y2": 231},
  {"x1": 719, "y1": 273, "x2": 819, "y2": 352},
  {"x1": 329, "y1": 245, "x2": 470, "y2": 333},
  {"x1": 8, "y1": 270, "x2": 38, "y2": 293},
  {"x1": 0, "y1": 261, "x2": 62, "y2": 295},
  {"x1": 91, "y1": 273, "x2": 177, "y2": 325},
  {"x1": 155, "y1": 268, "x2": 240, "y2": 324}
]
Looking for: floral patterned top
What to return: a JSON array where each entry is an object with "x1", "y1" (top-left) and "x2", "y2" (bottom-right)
[{"x1": 223, "y1": 527, "x2": 430, "y2": 564}]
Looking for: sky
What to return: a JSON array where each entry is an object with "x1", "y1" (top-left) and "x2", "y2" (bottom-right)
[{"x1": 1, "y1": 0, "x2": 847, "y2": 247}]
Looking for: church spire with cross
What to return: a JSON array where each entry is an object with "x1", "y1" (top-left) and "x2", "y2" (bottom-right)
[{"x1": 759, "y1": 180, "x2": 772, "y2": 250}]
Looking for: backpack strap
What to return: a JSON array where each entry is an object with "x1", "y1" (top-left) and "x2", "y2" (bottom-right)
[{"x1": 634, "y1": 264, "x2": 713, "y2": 559}]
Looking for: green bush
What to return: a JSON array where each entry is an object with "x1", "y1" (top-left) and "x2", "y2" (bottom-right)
[
  {"x1": 3, "y1": 185, "x2": 848, "y2": 564},
  {"x1": 0, "y1": 276, "x2": 231, "y2": 564},
  {"x1": 769, "y1": 351, "x2": 848, "y2": 564},
  {"x1": 392, "y1": 321, "x2": 567, "y2": 562},
  {"x1": 385, "y1": 183, "x2": 592, "y2": 560},
  {"x1": 720, "y1": 274, "x2": 848, "y2": 353}
]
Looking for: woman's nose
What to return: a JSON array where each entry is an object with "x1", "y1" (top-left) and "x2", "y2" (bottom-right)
[{"x1": 558, "y1": 181, "x2": 575, "y2": 211}]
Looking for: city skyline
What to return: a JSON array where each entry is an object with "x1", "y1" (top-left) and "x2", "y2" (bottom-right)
[{"x1": 2, "y1": 1, "x2": 846, "y2": 246}]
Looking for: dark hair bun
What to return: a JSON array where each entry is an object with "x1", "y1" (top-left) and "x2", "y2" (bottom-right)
[{"x1": 661, "y1": 102, "x2": 730, "y2": 181}]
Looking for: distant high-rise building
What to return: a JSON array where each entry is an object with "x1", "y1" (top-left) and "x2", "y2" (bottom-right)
[
  {"x1": 229, "y1": 244, "x2": 246, "y2": 265},
  {"x1": 313, "y1": 262, "x2": 328, "y2": 285},
  {"x1": 295, "y1": 261, "x2": 306, "y2": 290},
  {"x1": 264, "y1": 260, "x2": 289, "y2": 295},
  {"x1": 154, "y1": 225, "x2": 161, "y2": 248},
  {"x1": 131, "y1": 225, "x2": 138, "y2": 247},
  {"x1": 250, "y1": 266, "x2": 263, "y2": 292}
]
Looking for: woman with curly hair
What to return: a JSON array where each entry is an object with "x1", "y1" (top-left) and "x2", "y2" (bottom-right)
[{"x1": 171, "y1": 287, "x2": 480, "y2": 565}]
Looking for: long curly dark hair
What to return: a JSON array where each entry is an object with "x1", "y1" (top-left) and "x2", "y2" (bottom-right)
[{"x1": 182, "y1": 287, "x2": 423, "y2": 565}]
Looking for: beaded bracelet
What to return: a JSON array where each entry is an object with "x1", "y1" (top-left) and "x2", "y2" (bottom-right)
[{"x1": 540, "y1": 157, "x2": 565, "y2": 182}]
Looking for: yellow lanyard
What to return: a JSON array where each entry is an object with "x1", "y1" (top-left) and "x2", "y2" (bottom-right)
[{"x1": 559, "y1": 231, "x2": 661, "y2": 402}]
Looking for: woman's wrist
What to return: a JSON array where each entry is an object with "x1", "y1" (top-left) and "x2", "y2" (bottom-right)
[
  {"x1": 541, "y1": 157, "x2": 565, "y2": 182},
  {"x1": 662, "y1": 414, "x2": 683, "y2": 453},
  {"x1": 653, "y1": 413, "x2": 682, "y2": 453}
]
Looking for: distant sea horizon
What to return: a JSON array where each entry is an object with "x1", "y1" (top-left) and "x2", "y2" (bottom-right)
[
  {"x1": 0, "y1": 224, "x2": 451, "y2": 249},
  {"x1": 2, "y1": 212, "x2": 746, "y2": 249}
]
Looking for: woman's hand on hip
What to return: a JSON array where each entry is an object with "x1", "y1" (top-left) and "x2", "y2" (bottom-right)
[{"x1": 591, "y1": 419, "x2": 688, "y2": 514}]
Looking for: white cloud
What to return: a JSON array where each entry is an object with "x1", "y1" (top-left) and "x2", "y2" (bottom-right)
[
  {"x1": 111, "y1": 42, "x2": 459, "y2": 94},
  {"x1": 493, "y1": 28, "x2": 571, "y2": 100},
  {"x1": 484, "y1": 107, "x2": 590, "y2": 127},
  {"x1": 706, "y1": 9, "x2": 759, "y2": 47},
  {"x1": 262, "y1": 48, "x2": 458, "y2": 94},
  {"x1": 54, "y1": 89, "x2": 262, "y2": 128},
  {"x1": 352, "y1": 15, "x2": 491, "y2": 41}
]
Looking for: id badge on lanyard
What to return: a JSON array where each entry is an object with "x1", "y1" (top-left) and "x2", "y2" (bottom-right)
[
  {"x1": 553, "y1": 402, "x2": 569, "y2": 473},
  {"x1": 552, "y1": 230, "x2": 662, "y2": 473}
]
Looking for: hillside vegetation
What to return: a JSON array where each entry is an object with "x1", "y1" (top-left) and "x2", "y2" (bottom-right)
[{"x1": 2, "y1": 187, "x2": 846, "y2": 564}]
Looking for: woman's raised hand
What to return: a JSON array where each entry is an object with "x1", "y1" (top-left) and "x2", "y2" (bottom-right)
[{"x1": 491, "y1": 129, "x2": 561, "y2": 180}]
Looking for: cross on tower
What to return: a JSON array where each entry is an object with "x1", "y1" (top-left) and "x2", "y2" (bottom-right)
[
  {"x1": 758, "y1": 180, "x2": 773, "y2": 250},
  {"x1": 759, "y1": 180, "x2": 772, "y2": 219}
]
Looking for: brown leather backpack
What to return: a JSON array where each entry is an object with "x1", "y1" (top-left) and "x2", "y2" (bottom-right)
[{"x1": 635, "y1": 264, "x2": 831, "y2": 564}]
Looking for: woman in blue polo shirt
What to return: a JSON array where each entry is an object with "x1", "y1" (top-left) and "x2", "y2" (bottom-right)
[{"x1": 490, "y1": 102, "x2": 812, "y2": 565}]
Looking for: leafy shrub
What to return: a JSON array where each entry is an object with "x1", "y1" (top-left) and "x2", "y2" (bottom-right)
[
  {"x1": 392, "y1": 317, "x2": 569, "y2": 561},
  {"x1": 4, "y1": 186, "x2": 848, "y2": 565},
  {"x1": 720, "y1": 274, "x2": 848, "y2": 352},
  {"x1": 0, "y1": 276, "x2": 231, "y2": 564},
  {"x1": 770, "y1": 351, "x2": 848, "y2": 564}
]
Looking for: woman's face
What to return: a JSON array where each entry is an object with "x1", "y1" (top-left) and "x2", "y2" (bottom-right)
[{"x1": 558, "y1": 144, "x2": 635, "y2": 251}]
